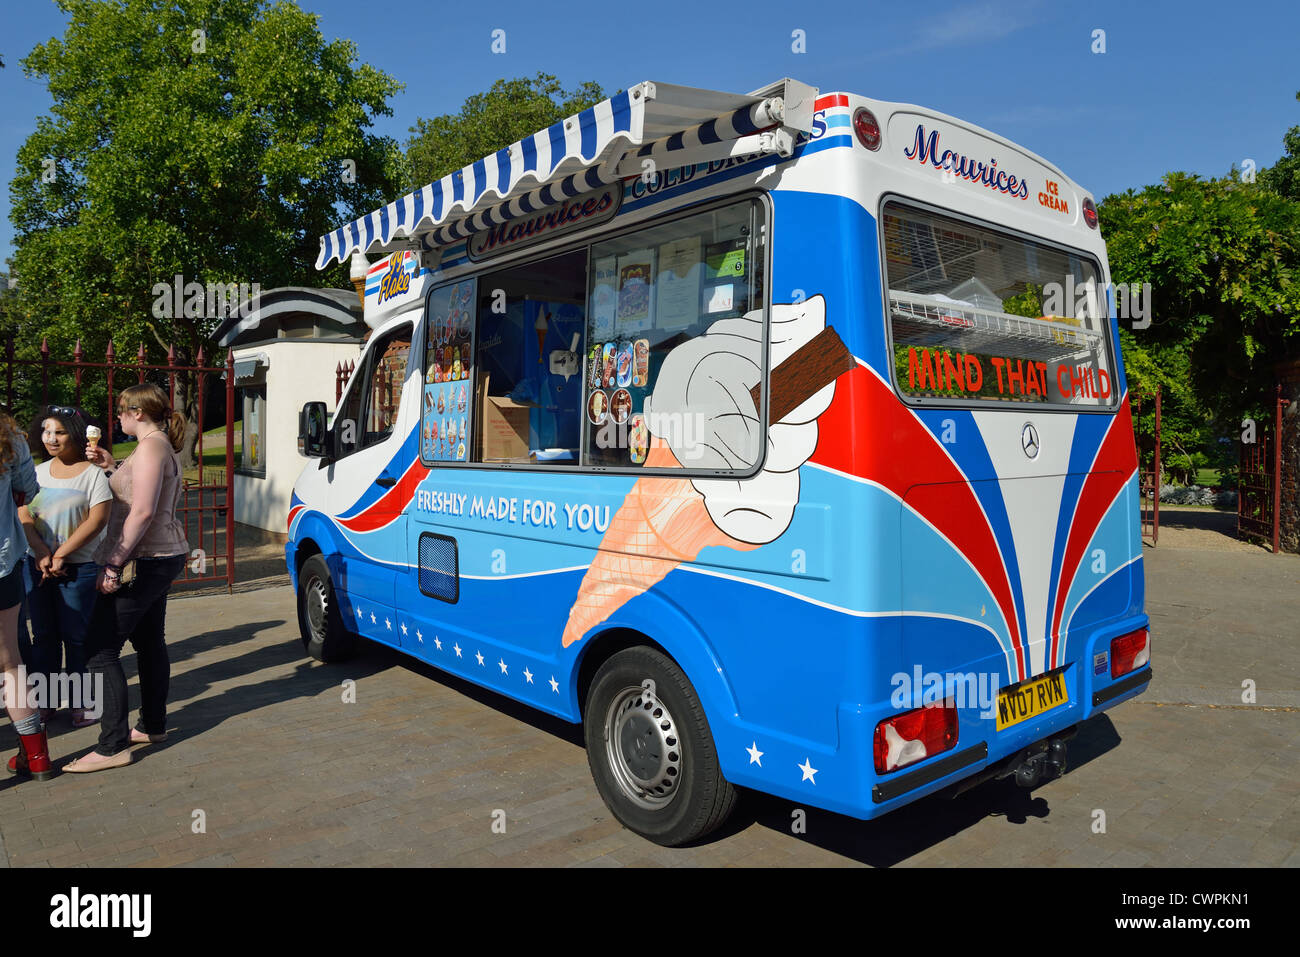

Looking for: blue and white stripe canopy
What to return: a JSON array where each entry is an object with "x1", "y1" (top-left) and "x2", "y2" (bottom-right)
[{"x1": 315, "y1": 78, "x2": 817, "y2": 270}]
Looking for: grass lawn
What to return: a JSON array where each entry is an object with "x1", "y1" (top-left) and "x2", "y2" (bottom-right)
[{"x1": 1193, "y1": 467, "x2": 1226, "y2": 488}]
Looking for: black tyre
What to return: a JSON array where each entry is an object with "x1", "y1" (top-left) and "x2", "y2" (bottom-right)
[
  {"x1": 297, "y1": 554, "x2": 356, "y2": 662},
  {"x1": 584, "y1": 646, "x2": 737, "y2": 846}
]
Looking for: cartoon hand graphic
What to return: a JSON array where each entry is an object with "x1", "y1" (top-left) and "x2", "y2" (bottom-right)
[
  {"x1": 561, "y1": 295, "x2": 853, "y2": 648},
  {"x1": 643, "y1": 295, "x2": 843, "y2": 544}
]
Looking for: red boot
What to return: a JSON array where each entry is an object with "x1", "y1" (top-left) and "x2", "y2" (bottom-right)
[{"x1": 6, "y1": 729, "x2": 54, "y2": 781}]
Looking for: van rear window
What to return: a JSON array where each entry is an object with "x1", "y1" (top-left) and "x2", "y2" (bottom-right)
[{"x1": 883, "y1": 201, "x2": 1117, "y2": 409}]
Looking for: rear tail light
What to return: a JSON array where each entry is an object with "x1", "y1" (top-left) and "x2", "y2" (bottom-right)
[
  {"x1": 1110, "y1": 629, "x2": 1150, "y2": 678},
  {"x1": 873, "y1": 700, "x2": 958, "y2": 774},
  {"x1": 1082, "y1": 196, "x2": 1098, "y2": 229},
  {"x1": 853, "y1": 107, "x2": 882, "y2": 151}
]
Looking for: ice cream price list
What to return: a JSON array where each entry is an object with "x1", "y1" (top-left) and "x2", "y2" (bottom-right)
[{"x1": 423, "y1": 279, "x2": 477, "y2": 463}]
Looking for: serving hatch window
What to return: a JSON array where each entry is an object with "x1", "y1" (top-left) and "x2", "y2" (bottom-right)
[
  {"x1": 582, "y1": 198, "x2": 765, "y2": 469},
  {"x1": 417, "y1": 193, "x2": 767, "y2": 473},
  {"x1": 883, "y1": 201, "x2": 1117, "y2": 409}
]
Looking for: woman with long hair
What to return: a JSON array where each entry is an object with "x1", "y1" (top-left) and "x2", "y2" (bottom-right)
[
  {"x1": 0, "y1": 406, "x2": 52, "y2": 779},
  {"x1": 66, "y1": 384, "x2": 188, "y2": 772},
  {"x1": 17, "y1": 407, "x2": 111, "y2": 730}
]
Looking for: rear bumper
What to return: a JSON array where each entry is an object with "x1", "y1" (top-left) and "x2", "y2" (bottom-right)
[
  {"x1": 1093, "y1": 666, "x2": 1152, "y2": 708},
  {"x1": 850, "y1": 617, "x2": 1151, "y2": 818},
  {"x1": 747, "y1": 615, "x2": 1154, "y2": 822},
  {"x1": 873, "y1": 664, "x2": 1151, "y2": 806}
]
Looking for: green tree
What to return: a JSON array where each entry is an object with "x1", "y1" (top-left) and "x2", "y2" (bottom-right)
[
  {"x1": 1259, "y1": 90, "x2": 1300, "y2": 202},
  {"x1": 8, "y1": 0, "x2": 403, "y2": 462},
  {"x1": 1099, "y1": 170, "x2": 1300, "y2": 467},
  {"x1": 405, "y1": 73, "x2": 606, "y2": 189}
]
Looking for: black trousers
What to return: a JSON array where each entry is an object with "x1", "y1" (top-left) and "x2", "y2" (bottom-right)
[{"x1": 83, "y1": 554, "x2": 186, "y2": 756}]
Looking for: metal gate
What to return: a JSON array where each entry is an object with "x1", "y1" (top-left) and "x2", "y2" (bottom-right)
[
  {"x1": 3, "y1": 337, "x2": 235, "y2": 589},
  {"x1": 1133, "y1": 388, "x2": 1161, "y2": 546},
  {"x1": 1238, "y1": 385, "x2": 1282, "y2": 553}
]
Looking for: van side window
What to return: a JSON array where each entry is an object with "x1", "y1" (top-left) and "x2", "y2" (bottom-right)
[
  {"x1": 414, "y1": 195, "x2": 767, "y2": 472},
  {"x1": 582, "y1": 197, "x2": 765, "y2": 470},
  {"x1": 335, "y1": 367, "x2": 365, "y2": 458},
  {"x1": 471, "y1": 249, "x2": 588, "y2": 465},
  {"x1": 364, "y1": 329, "x2": 411, "y2": 448},
  {"x1": 335, "y1": 325, "x2": 411, "y2": 458}
]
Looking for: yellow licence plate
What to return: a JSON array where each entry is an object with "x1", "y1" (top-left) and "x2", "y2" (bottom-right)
[{"x1": 996, "y1": 670, "x2": 1068, "y2": 731}]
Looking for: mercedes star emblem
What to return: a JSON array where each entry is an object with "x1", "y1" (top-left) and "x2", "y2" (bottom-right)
[{"x1": 1021, "y1": 422, "x2": 1041, "y2": 460}]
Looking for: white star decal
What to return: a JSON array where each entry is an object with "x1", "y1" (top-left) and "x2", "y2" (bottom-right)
[
  {"x1": 549, "y1": 676, "x2": 559, "y2": 693},
  {"x1": 523, "y1": 668, "x2": 534, "y2": 684},
  {"x1": 355, "y1": 607, "x2": 363, "y2": 619},
  {"x1": 434, "y1": 637, "x2": 442, "y2": 650},
  {"x1": 746, "y1": 742, "x2": 764, "y2": 766},
  {"x1": 400, "y1": 622, "x2": 408, "y2": 635},
  {"x1": 475, "y1": 651, "x2": 485, "y2": 666},
  {"x1": 798, "y1": 758, "x2": 818, "y2": 784},
  {"x1": 416, "y1": 628, "x2": 423, "y2": 643},
  {"x1": 369, "y1": 612, "x2": 376, "y2": 624},
  {"x1": 498, "y1": 658, "x2": 508, "y2": 674},
  {"x1": 385, "y1": 617, "x2": 392, "y2": 630},
  {"x1": 454, "y1": 643, "x2": 462, "y2": 658}
]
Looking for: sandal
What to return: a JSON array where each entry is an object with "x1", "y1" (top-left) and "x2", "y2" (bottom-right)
[{"x1": 70, "y1": 710, "x2": 97, "y2": 729}]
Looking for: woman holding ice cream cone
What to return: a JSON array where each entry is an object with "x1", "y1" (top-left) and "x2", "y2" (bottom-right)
[
  {"x1": 15, "y1": 407, "x2": 111, "y2": 734},
  {"x1": 66, "y1": 384, "x2": 188, "y2": 773}
]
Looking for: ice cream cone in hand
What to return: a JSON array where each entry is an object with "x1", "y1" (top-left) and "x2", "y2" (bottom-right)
[{"x1": 560, "y1": 441, "x2": 755, "y2": 647}]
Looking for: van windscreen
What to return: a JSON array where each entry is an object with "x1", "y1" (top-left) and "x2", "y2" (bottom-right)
[{"x1": 883, "y1": 201, "x2": 1117, "y2": 409}]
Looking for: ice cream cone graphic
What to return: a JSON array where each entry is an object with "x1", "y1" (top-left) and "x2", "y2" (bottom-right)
[
  {"x1": 561, "y1": 441, "x2": 753, "y2": 647},
  {"x1": 560, "y1": 296, "x2": 853, "y2": 648}
]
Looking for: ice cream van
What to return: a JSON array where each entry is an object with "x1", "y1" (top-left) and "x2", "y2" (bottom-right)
[{"x1": 289, "y1": 77, "x2": 1151, "y2": 845}]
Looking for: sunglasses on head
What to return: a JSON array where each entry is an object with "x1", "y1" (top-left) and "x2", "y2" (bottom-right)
[{"x1": 47, "y1": 405, "x2": 77, "y2": 417}]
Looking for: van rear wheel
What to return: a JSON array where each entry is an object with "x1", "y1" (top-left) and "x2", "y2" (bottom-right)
[
  {"x1": 297, "y1": 554, "x2": 356, "y2": 662},
  {"x1": 584, "y1": 647, "x2": 736, "y2": 846}
]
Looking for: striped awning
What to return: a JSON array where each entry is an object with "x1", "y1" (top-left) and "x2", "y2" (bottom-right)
[{"x1": 315, "y1": 77, "x2": 817, "y2": 270}]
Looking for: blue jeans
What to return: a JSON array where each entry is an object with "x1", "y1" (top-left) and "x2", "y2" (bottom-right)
[{"x1": 25, "y1": 556, "x2": 99, "y2": 701}]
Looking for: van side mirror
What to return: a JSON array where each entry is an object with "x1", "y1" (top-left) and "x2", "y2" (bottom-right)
[{"x1": 299, "y1": 401, "x2": 331, "y2": 460}]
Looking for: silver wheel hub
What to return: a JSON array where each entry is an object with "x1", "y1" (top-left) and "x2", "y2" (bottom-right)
[
  {"x1": 604, "y1": 685, "x2": 682, "y2": 809},
  {"x1": 306, "y1": 575, "x2": 328, "y2": 638}
]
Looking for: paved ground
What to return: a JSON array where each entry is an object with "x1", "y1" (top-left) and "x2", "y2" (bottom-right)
[
  {"x1": 1153, "y1": 506, "x2": 1272, "y2": 553},
  {"x1": 1, "y1": 541, "x2": 1296, "y2": 867}
]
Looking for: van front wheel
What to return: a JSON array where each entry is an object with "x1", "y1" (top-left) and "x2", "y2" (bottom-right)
[
  {"x1": 297, "y1": 554, "x2": 355, "y2": 662},
  {"x1": 584, "y1": 647, "x2": 736, "y2": 846}
]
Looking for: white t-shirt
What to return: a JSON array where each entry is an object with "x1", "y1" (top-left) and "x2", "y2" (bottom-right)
[{"x1": 27, "y1": 460, "x2": 113, "y2": 565}]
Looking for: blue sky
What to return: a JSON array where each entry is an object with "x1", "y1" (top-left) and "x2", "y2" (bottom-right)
[{"x1": 2, "y1": 0, "x2": 1297, "y2": 267}]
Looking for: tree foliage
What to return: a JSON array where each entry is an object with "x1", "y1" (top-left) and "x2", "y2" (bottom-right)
[
  {"x1": 1258, "y1": 91, "x2": 1300, "y2": 203},
  {"x1": 8, "y1": 0, "x2": 403, "y2": 456},
  {"x1": 1100, "y1": 167, "x2": 1300, "y2": 465},
  {"x1": 405, "y1": 73, "x2": 606, "y2": 189},
  {"x1": 1099, "y1": 92, "x2": 1300, "y2": 483}
]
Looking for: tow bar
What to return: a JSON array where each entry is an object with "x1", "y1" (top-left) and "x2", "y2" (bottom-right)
[
  {"x1": 1013, "y1": 730, "x2": 1074, "y2": 788},
  {"x1": 947, "y1": 726, "x2": 1078, "y2": 798}
]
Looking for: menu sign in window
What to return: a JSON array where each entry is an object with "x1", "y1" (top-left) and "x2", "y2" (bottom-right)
[{"x1": 422, "y1": 279, "x2": 477, "y2": 462}]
